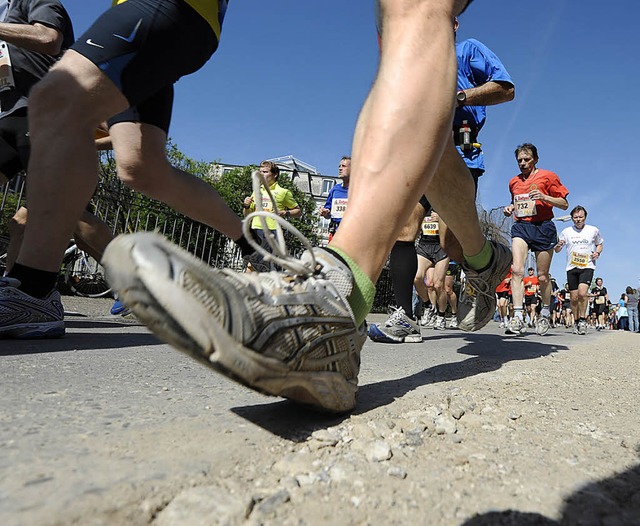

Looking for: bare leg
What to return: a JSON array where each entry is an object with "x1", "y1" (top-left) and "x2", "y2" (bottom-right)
[
  {"x1": 109, "y1": 122, "x2": 242, "y2": 241},
  {"x1": 17, "y1": 51, "x2": 128, "y2": 272},
  {"x1": 510, "y1": 237, "x2": 529, "y2": 312},
  {"x1": 6, "y1": 207, "x2": 28, "y2": 273},
  {"x1": 534, "y1": 249, "x2": 553, "y2": 307},
  {"x1": 74, "y1": 211, "x2": 114, "y2": 262},
  {"x1": 330, "y1": 0, "x2": 459, "y2": 280},
  {"x1": 427, "y1": 142, "x2": 484, "y2": 262}
]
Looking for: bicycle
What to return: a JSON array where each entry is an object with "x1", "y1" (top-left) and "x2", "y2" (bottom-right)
[{"x1": 62, "y1": 244, "x2": 112, "y2": 298}]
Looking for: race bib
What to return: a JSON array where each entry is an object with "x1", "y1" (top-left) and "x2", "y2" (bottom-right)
[
  {"x1": 260, "y1": 196, "x2": 273, "y2": 212},
  {"x1": 570, "y1": 251, "x2": 589, "y2": 268},
  {"x1": 331, "y1": 198, "x2": 348, "y2": 219},
  {"x1": 596, "y1": 296, "x2": 605, "y2": 305},
  {"x1": 0, "y1": 41, "x2": 15, "y2": 93},
  {"x1": 421, "y1": 219, "x2": 439, "y2": 236},
  {"x1": 514, "y1": 193, "x2": 536, "y2": 218}
]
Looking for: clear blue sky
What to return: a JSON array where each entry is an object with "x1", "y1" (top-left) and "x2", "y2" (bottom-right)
[{"x1": 62, "y1": 0, "x2": 639, "y2": 300}]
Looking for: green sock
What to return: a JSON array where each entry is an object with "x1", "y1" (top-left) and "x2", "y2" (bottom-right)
[
  {"x1": 464, "y1": 240, "x2": 493, "y2": 271},
  {"x1": 327, "y1": 247, "x2": 376, "y2": 326}
]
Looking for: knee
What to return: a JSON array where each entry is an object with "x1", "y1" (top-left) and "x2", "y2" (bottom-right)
[
  {"x1": 511, "y1": 265, "x2": 525, "y2": 280},
  {"x1": 116, "y1": 151, "x2": 169, "y2": 195}
]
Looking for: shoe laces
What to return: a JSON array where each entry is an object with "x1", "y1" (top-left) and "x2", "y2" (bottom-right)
[
  {"x1": 462, "y1": 274, "x2": 493, "y2": 301},
  {"x1": 386, "y1": 306, "x2": 408, "y2": 325},
  {"x1": 243, "y1": 169, "x2": 316, "y2": 276}
]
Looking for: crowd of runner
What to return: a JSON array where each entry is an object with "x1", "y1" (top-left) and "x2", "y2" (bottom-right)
[{"x1": 1, "y1": 1, "x2": 637, "y2": 415}]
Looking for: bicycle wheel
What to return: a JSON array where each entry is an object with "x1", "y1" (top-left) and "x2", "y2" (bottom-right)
[{"x1": 64, "y1": 250, "x2": 112, "y2": 298}]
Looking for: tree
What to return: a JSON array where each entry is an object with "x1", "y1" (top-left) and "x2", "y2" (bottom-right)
[{"x1": 94, "y1": 140, "x2": 319, "y2": 263}]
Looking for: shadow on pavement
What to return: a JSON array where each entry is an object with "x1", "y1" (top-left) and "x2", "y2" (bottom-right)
[
  {"x1": 461, "y1": 461, "x2": 640, "y2": 525},
  {"x1": 0, "y1": 328, "x2": 162, "y2": 356},
  {"x1": 232, "y1": 334, "x2": 568, "y2": 440}
]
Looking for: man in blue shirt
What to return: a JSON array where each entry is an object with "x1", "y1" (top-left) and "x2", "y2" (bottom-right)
[
  {"x1": 368, "y1": 18, "x2": 515, "y2": 343},
  {"x1": 319, "y1": 156, "x2": 350, "y2": 241},
  {"x1": 441, "y1": 18, "x2": 515, "y2": 261}
]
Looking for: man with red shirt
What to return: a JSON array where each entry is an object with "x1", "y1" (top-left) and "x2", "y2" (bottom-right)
[
  {"x1": 522, "y1": 267, "x2": 540, "y2": 327},
  {"x1": 503, "y1": 143, "x2": 569, "y2": 335},
  {"x1": 495, "y1": 268, "x2": 512, "y2": 328}
]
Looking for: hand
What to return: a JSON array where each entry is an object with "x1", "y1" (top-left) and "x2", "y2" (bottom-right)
[
  {"x1": 555, "y1": 239, "x2": 566, "y2": 249},
  {"x1": 243, "y1": 196, "x2": 253, "y2": 207},
  {"x1": 591, "y1": 251, "x2": 600, "y2": 260},
  {"x1": 319, "y1": 207, "x2": 330, "y2": 218},
  {"x1": 529, "y1": 189, "x2": 546, "y2": 201},
  {"x1": 503, "y1": 204, "x2": 514, "y2": 216}
]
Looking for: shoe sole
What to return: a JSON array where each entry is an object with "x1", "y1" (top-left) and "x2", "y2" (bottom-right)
[
  {"x1": 367, "y1": 324, "x2": 422, "y2": 343},
  {"x1": 103, "y1": 234, "x2": 359, "y2": 413},
  {"x1": 0, "y1": 322, "x2": 64, "y2": 339}
]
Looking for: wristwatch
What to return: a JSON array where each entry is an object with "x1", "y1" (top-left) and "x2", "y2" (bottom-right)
[
  {"x1": 285, "y1": 210, "x2": 291, "y2": 219},
  {"x1": 456, "y1": 90, "x2": 467, "y2": 106}
]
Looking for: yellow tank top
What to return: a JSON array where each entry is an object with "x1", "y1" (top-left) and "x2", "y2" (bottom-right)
[{"x1": 112, "y1": 0, "x2": 226, "y2": 39}]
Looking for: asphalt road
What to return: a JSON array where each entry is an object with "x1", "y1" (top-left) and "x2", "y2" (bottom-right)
[{"x1": 0, "y1": 295, "x2": 601, "y2": 525}]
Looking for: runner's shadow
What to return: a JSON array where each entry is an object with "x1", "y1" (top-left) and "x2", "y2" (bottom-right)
[
  {"x1": 460, "y1": 461, "x2": 640, "y2": 525},
  {"x1": 232, "y1": 334, "x2": 568, "y2": 440},
  {"x1": 355, "y1": 334, "x2": 567, "y2": 412},
  {"x1": 0, "y1": 330, "x2": 162, "y2": 356}
]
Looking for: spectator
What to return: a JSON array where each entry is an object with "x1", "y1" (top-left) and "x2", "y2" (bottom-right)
[{"x1": 625, "y1": 286, "x2": 639, "y2": 333}]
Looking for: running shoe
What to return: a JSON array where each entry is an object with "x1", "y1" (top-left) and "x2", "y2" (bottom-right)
[
  {"x1": 110, "y1": 299, "x2": 131, "y2": 316},
  {"x1": 419, "y1": 307, "x2": 435, "y2": 327},
  {"x1": 103, "y1": 231, "x2": 366, "y2": 413},
  {"x1": 368, "y1": 306, "x2": 422, "y2": 343},
  {"x1": 433, "y1": 315, "x2": 446, "y2": 331},
  {"x1": 577, "y1": 319, "x2": 588, "y2": 335},
  {"x1": 457, "y1": 241, "x2": 512, "y2": 332},
  {"x1": 505, "y1": 317, "x2": 524, "y2": 335},
  {"x1": 535, "y1": 316, "x2": 550, "y2": 336},
  {"x1": 0, "y1": 277, "x2": 65, "y2": 339},
  {"x1": 499, "y1": 320, "x2": 505, "y2": 329},
  {"x1": 448, "y1": 317, "x2": 458, "y2": 329}
]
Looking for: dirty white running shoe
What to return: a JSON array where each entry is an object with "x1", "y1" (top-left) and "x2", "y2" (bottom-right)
[
  {"x1": 0, "y1": 277, "x2": 64, "y2": 339},
  {"x1": 433, "y1": 315, "x2": 446, "y2": 331},
  {"x1": 367, "y1": 306, "x2": 422, "y2": 343},
  {"x1": 103, "y1": 232, "x2": 365, "y2": 413},
  {"x1": 505, "y1": 317, "x2": 524, "y2": 336},
  {"x1": 535, "y1": 316, "x2": 550, "y2": 336},
  {"x1": 457, "y1": 241, "x2": 512, "y2": 332}
]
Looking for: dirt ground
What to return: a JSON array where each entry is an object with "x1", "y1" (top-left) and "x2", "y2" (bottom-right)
[{"x1": 44, "y1": 317, "x2": 640, "y2": 526}]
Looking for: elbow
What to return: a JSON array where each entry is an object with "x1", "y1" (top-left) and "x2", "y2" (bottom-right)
[{"x1": 504, "y1": 85, "x2": 515, "y2": 102}]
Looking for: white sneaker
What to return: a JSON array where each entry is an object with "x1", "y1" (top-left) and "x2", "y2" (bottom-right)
[
  {"x1": 505, "y1": 317, "x2": 524, "y2": 335},
  {"x1": 103, "y1": 172, "x2": 368, "y2": 414},
  {"x1": 535, "y1": 316, "x2": 550, "y2": 336},
  {"x1": 433, "y1": 315, "x2": 446, "y2": 330},
  {"x1": 448, "y1": 317, "x2": 458, "y2": 329}
]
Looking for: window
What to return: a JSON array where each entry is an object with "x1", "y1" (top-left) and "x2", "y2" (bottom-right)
[{"x1": 322, "y1": 179, "x2": 335, "y2": 196}]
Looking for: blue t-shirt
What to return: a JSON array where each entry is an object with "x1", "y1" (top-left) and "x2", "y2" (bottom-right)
[
  {"x1": 323, "y1": 182, "x2": 349, "y2": 224},
  {"x1": 454, "y1": 38, "x2": 514, "y2": 172}
]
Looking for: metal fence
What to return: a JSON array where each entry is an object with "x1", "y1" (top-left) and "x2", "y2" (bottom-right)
[
  {"x1": 0, "y1": 173, "x2": 397, "y2": 311},
  {"x1": 0, "y1": 174, "x2": 514, "y2": 315}
]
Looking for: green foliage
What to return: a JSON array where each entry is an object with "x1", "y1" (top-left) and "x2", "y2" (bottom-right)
[
  {"x1": 94, "y1": 139, "x2": 320, "y2": 258},
  {"x1": 211, "y1": 166, "x2": 320, "y2": 251},
  {"x1": 0, "y1": 190, "x2": 22, "y2": 239}
]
